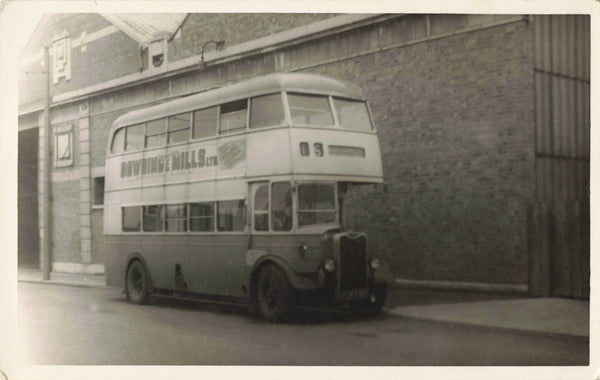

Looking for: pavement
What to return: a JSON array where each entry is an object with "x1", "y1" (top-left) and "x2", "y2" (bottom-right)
[{"x1": 17, "y1": 267, "x2": 590, "y2": 338}]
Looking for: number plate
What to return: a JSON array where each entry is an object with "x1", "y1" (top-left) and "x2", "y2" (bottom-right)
[{"x1": 340, "y1": 289, "x2": 368, "y2": 300}]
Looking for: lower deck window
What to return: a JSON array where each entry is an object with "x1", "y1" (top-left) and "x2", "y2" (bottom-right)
[
  {"x1": 217, "y1": 200, "x2": 246, "y2": 231},
  {"x1": 122, "y1": 206, "x2": 141, "y2": 232},
  {"x1": 122, "y1": 201, "x2": 245, "y2": 233},
  {"x1": 143, "y1": 205, "x2": 163, "y2": 232},
  {"x1": 190, "y1": 202, "x2": 214, "y2": 232},
  {"x1": 165, "y1": 204, "x2": 187, "y2": 232}
]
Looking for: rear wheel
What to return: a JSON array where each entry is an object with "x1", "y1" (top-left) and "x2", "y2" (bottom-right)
[
  {"x1": 256, "y1": 264, "x2": 295, "y2": 322},
  {"x1": 126, "y1": 260, "x2": 149, "y2": 304}
]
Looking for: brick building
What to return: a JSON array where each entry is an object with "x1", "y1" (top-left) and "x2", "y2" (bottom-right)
[{"x1": 18, "y1": 14, "x2": 590, "y2": 298}]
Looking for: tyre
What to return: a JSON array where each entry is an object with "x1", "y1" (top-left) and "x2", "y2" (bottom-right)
[
  {"x1": 256, "y1": 264, "x2": 295, "y2": 322},
  {"x1": 126, "y1": 260, "x2": 149, "y2": 304}
]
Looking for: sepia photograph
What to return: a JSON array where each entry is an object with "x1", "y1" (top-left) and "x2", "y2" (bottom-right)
[{"x1": 0, "y1": 1, "x2": 596, "y2": 379}]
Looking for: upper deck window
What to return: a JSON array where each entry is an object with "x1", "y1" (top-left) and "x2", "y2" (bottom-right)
[
  {"x1": 193, "y1": 107, "x2": 218, "y2": 140},
  {"x1": 288, "y1": 94, "x2": 334, "y2": 126},
  {"x1": 250, "y1": 93, "x2": 285, "y2": 129},
  {"x1": 125, "y1": 124, "x2": 144, "y2": 152},
  {"x1": 145, "y1": 119, "x2": 166, "y2": 148},
  {"x1": 168, "y1": 113, "x2": 191, "y2": 144},
  {"x1": 219, "y1": 100, "x2": 247, "y2": 134},
  {"x1": 111, "y1": 128, "x2": 125, "y2": 154},
  {"x1": 333, "y1": 98, "x2": 373, "y2": 131}
]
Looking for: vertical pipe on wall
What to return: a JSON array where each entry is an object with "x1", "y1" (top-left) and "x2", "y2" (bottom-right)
[{"x1": 42, "y1": 46, "x2": 52, "y2": 280}]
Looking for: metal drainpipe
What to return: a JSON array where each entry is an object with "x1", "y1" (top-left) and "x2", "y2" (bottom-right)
[{"x1": 42, "y1": 46, "x2": 52, "y2": 280}]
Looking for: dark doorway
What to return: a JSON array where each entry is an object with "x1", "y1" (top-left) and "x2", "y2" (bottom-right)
[{"x1": 18, "y1": 128, "x2": 39, "y2": 268}]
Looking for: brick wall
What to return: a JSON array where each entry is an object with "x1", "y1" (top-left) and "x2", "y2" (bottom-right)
[
  {"x1": 50, "y1": 180, "x2": 80, "y2": 263},
  {"x1": 168, "y1": 13, "x2": 335, "y2": 62},
  {"x1": 319, "y1": 21, "x2": 536, "y2": 284}
]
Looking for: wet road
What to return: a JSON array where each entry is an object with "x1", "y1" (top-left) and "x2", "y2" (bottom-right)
[{"x1": 17, "y1": 282, "x2": 588, "y2": 365}]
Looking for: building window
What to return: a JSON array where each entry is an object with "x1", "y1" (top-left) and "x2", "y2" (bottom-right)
[
  {"x1": 54, "y1": 124, "x2": 73, "y2": 167},
  {"x1": 148, "y1": 39, "x2": 167, "y2": 69},
  {"x1": 93, "y1": 177, "x2": 105, "y2": 206},
  {"x1": 52, "y1": 37, "x2": 71, "y2": 84}
]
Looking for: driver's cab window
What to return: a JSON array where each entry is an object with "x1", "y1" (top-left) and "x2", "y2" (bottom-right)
[{"x1": 253, "y1": 184, "x2": 269, "y2": 231}]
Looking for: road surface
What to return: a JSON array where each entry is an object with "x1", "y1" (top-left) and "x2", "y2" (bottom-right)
[{"x1": 17, "y1": 282, "x2": 588, "y2": 365}]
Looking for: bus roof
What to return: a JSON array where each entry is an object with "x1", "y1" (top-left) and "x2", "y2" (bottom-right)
[{"x1": 110, "y1": 73, "x2": 366, "y2": 131}]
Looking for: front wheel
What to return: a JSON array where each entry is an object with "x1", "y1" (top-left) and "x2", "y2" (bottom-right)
[
  {"x1": 126, "y1": 260, "x2": 149, "y2": 304},
  {"x1": 256, "y1": 264, "x2": 295, "y2": 322},
  {"x1": 368, "y1": 283, "x2": 387, "y2": 314}
]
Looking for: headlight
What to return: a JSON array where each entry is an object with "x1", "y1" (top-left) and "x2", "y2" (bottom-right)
[
  {"x1": 324, "y1": 259, "x2": 335, "y2": 272},
  {"x1": 298, "y1": 243, "x2": 309, "y2": 257},
  {"x1": 369, "y1": 257, "x2": 381, "y2": 270}
]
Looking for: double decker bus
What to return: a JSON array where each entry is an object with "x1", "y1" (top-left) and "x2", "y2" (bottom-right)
[{"x1": 104, "y1": 73, "x2": 392, "y2": 321}]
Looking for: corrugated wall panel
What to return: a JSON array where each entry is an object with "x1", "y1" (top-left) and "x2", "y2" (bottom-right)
[
  {"x1": 582, "y1": 82, "x2": 590, "y2": 158},
  {"x1": 532, "y1": 15, "x2": 589, "y2": 298},
  {"x1": 536, "y1": 157, "x2": 589, "y2": 203}
]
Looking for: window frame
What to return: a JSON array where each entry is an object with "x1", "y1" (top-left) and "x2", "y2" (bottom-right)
[
  {"x1": 296, "y1": 182, "x2": 339, "y2": 229},
  {"x1": 216, "y1": 199, "x2": 247, "y2": 232},
  {"x1": 167, "y1": 112, "x2": 192, "y2": 144},
  {"x1": 287, "y1": 92, "x2": 335, "y2": 127},
  {"x1": 192, "y1": 106, "x2": 219, "y2": 140},
  {"x1": 122, "y1": 206, "x2": 142, "y2": 232},
  {"x1": 164, "y1": 203, "x2": 188, "y2": 233},
  {"x1": 144, "y1": 118, "x2": 167, "y2": 148},
  {"x1": 189, "y1": 202, "x2": 216, "y2": 233},
  {"x1": 219, "y1": 99, "x2": 248, "y2": 135},
  {"x1": 54, "y1": 124, "x2": 73, "y2": 168},
  {"x1": 249, "y1": 92, "x2": 286, "y2": 129},
  {"x1": 142, "y1": 204, "x2": 164, "y2": 232},
  {"x1": 332, "y1": 97, "x2": 374, "y2": 131},
  {"x1": 252, "y1": 183, "x2": 270, "y2": 232}
]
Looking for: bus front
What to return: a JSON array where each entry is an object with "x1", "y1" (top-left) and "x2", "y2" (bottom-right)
[{"x1": 247, "y1": 77, "x2": 391, "y2": 319}]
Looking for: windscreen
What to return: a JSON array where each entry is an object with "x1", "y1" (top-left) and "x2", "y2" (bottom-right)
[
  {"x1": 288, "y1": 94, "x2": 334, "y2": 126},
  {"x1": 297, "y1": 183, "x2": 337, "y2": 227},
  {"x1": 333, "y1": 98, "x2": 373, "y2": 131}
]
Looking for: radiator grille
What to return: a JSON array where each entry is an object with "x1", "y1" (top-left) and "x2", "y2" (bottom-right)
[{"x1": 338, "y1": 235, "x2": 367, "y2": 290}]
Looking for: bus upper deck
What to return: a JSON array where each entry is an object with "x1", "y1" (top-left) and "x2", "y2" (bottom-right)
[{"x1": 106, "y1": 73, "x2": 382, "y2": 179}]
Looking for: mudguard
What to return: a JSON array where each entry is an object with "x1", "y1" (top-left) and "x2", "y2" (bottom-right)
[{"x1": 251, "y1": 255, "x2": 322, "y2": 291}]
